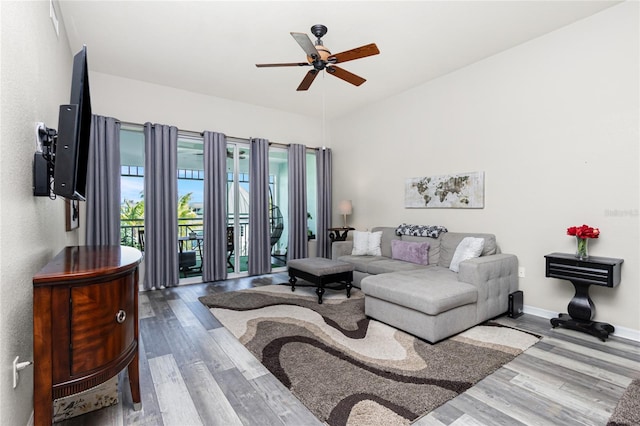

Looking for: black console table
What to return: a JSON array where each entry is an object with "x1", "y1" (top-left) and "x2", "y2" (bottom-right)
[{"x1": 545, "y1": 252, "x2": 623, "y2": 341}]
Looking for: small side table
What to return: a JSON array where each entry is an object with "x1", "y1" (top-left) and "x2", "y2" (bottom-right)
[
  {"x1": 545, "y1": 252, "x2": 623, "y2": 341},
  {"x1": 328, "y1": 227, "x2": 355, "y2": 242}
]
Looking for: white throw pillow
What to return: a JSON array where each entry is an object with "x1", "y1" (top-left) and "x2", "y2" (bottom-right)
[
  {"x1": 449, "y1": 237, "x2": 485, "y2": 272},
  {"x1": 367, "y1": 231, "x2": 383, "y2": 256},
  {"x1": 351, "y1": 231, "x2": 383, "y2": 256}
]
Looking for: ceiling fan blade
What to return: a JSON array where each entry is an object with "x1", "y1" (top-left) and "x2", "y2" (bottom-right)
[
  {"x1": 256, "y1": 62, "x2": 310, "y2": 68},
  {"x1": 329, "y1": 43, "x2": 380, "y2": 64},
  {"x1": 326, "y1": 66, "x2": 366, "y2": 86},
  {"x1": 291, "y1": 32, "x2": 319, "y2": 59},
  {"x1": 296, "y1": 69, "x2": 319, "y2": 91}
]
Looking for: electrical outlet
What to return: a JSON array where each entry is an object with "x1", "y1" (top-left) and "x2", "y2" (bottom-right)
[
  {"x1": 13, "y1": 356, "x2": 32, "y2": 389},
  {"x1": 35, "y1": 122, "x2": 45, "y2": 151},
  {"x1": 13, "y1": 356, "x2": 19, "y2": 389},
  {"x1": 518, "y1": 267, "x2": 526, "y2": 278}
]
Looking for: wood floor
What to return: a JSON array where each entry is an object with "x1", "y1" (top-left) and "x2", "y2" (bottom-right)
[{"x1": 58, "y1": 273, "x2": 640, "y2": 426}]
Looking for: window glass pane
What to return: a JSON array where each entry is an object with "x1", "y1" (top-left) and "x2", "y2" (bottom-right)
[
  {"x1": 269, "y1": 148, "x2": 288, "y2": 266},
  {"x1": 227, "y1": 143, "x2": 251, "y2": 273},
  {"x1": 120, "y1": 129, "x2": 145, "y2": 249},
  {"x1": 120, "y1": 129, "x2": 145, "y2": 203},
  {"x1": 177, "y1": 137, "x2": 204, "y2": 224},
  {"x1": 177, "y1": 137, "x2": 204, "y2": 278}
]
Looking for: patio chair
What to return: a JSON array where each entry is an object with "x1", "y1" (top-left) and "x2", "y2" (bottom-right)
[
  {"x1": 137, "y1": 229, "x2": 145, "y2": 252},
  {"x1": 270, "y1": 205, "x2": 284, "y2": 251},
  {"x1": 179, "y1": 251, "x2": 197, "y2": 277},
  {"x1": 227, "y1": 226, "x2": 234, "y2": 270},
  {"x1": 270, "y1": 206, "x2": 286, "y2": 266}
]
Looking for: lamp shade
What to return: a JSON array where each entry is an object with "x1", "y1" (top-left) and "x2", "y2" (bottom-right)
[{"x1": 338, "y1": 200, "x2": 352, "y2": 215}]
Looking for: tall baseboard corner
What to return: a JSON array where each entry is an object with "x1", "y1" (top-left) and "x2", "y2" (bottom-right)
[
  {"x1": 612, "y1": 326, "x2": 640, "y2": 343},
  {"x1": 523, "y1": 305, "x2": 640, "y2": 343},
  {"x1": 522, "y1": 305, "x2": 556, "y2": 320}
]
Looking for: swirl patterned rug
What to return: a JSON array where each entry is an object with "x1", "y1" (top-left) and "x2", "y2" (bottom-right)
[{"x1": 199, "y1": 285, "x2": 539, "y2": 426}]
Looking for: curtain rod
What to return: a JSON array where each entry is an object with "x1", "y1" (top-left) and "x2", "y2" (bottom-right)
[{"x1": 119, "y1": 120, "x2": 324, "y2": 150}]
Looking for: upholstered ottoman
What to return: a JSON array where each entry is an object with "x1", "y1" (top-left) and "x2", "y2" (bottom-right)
[{"x1": 287, "y1": 257, "x2": 354, "y2": 304}]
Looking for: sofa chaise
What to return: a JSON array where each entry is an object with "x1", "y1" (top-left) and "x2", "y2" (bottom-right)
[{"x1": 331, "y1": 226, "x2": 518, "y2": 343}]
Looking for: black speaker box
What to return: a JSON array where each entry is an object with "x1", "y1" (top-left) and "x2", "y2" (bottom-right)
[
  {"x1": 508, "y1": 290, "x2": 524, "y2": 318},
  {"x1": 33, "y1": 152, "x2": 50, "y2": 196}
]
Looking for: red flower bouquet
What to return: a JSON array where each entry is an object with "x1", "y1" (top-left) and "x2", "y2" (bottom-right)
[
  {"x1": 566, "y1": 224, "x2": 600, "y2": 239},
  {"x1": 567, "y1": 224, "x2": 599, "y2": 259}
]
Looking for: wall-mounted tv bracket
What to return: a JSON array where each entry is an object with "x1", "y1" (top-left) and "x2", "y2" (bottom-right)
[
  {"x1": 33, "y1": 124, "x2": 57, "y2": 197},
  {"x1": 38, "y1": 125, "x2": 57, "y2": 161}
]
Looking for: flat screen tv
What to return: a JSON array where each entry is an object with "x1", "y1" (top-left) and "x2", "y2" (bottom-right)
[{"x1": 53, "y1": 45, "x2": 92, "y2": 200}]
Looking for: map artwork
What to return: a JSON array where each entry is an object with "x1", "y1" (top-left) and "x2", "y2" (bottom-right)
[{"x1": 405, "y1": 171, "x2": 484, "y2": 208}]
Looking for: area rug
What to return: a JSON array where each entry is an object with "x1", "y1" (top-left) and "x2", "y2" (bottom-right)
[
  {"x1": 607, "y1": 379, "x2": 640, "y2": 426},
  {"x1": 199, "y1": 285, "x2": 540, "y2": 426}
]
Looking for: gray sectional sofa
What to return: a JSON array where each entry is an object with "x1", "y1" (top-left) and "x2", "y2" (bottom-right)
[{"x1": 331, "y1": 226, "x2": 518, "y2": 343}]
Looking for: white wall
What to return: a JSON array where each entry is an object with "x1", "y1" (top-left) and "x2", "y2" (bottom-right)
[
  {"x1": 0, "y1": 1, "x2": 80, "y2": 424},
  {"x1": 89, "y1": 72, "x2": 322, "y2": 145},
  {"x1": 331, "y1": 2, "x2": 639, "y2": 333}
]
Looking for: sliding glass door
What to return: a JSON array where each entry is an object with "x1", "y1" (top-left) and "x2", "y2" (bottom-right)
[
  {"x1": 269, "y1": 148, "x2": 288, "y2": 269},
  {"x1": 120, "y1": 126, "x2": 318, "y2": 280},
  {"x1": 226, "y1": 143, "x2": 291, "y2": 274},
  {"x1": 176, "y1": 136, "x2": 204, "y2": 279},
  {"x1": 227, "y1": 142, "x2": 250, "y2": 274}
]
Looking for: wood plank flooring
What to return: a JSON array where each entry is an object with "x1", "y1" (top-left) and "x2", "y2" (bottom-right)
[{"x1": 58, "y1": 273, "x2": 640, "y2": 426}]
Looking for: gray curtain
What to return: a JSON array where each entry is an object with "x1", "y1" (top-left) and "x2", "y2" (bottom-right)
[
  {"x1": 202, "y1": 131, "x2": 228, "y2": 282},
  {"x1": 86, "y1": 115, "x2": 121, "y2": 245},
  {"x1": 143, "y1": 123, "x2": 179, "y2": 289},
  {"x1": 288, "y1": 144, "x2": 308, "y2": 260},
  {"x1": 316, "y1": 148, "x2": 332, "y2": 258},
  {"x1": 248, "y1": 138, "x2": 271, "y2": 275}
]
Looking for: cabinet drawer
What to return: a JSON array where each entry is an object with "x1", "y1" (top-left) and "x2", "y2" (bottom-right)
[
  {"x1": 70, "y1": 275, "x2": 135, "y2": 375},
  {"x1": 546, "y1": 261, "x2": 611, "y2": 285},
  {"x1": 544, "y1": 253, "x2": 623, "y2": 288}
]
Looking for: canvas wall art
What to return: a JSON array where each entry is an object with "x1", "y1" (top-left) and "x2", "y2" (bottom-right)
[
  {"x1": 405, "y1": 171, "x2": 485, "y2": 208},
  {"x1": 65, "y1": 199, "x2": 80, "y2": 231}
]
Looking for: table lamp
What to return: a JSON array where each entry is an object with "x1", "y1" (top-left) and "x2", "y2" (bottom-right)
[{"x1": 338, "y1": 200, "x2": 352, "y2": 228}]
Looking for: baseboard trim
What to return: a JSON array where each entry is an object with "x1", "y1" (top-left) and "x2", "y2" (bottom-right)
[{"x1": 524, "y1": 305, "x2": 640, "y2": 342}]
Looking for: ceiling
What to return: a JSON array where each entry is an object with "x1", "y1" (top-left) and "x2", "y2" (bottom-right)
[{"x1": 58, "y1": 1, "x2": 618, "y2": 120}]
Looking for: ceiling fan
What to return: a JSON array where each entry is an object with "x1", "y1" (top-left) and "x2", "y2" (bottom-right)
[
  {"x1": 184, "y1": 148, "x2": 246, "y2": 160},
  {"x1": 227, "y1": 149, "x2": 246, "y2": 160},
  {"x1": 255, "y1": 24, "x2": 380, "y2": 91}
]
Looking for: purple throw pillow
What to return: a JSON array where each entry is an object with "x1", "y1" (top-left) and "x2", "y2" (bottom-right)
[{"x1": 391, "y1": 240, "x2": 430, "y2": 265}]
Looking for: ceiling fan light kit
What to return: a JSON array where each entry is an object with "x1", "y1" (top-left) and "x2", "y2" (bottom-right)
[{"x1": 256, "y1": 24, "x2": 380, "y2": 91}]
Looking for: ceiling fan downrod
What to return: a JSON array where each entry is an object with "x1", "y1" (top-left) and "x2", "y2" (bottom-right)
[
  {"x1": 310, "y1": 24, "x2": 328, "y2": 44},
  {"x1": 309, "y1": 24, "x2": 330, "y2": 70}
]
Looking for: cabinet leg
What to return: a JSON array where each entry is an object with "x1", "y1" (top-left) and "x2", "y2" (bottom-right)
[
  {"x1": 128, "y1": 353, "x2": 142, "y2": 411},
  {"x1": 289, "y1": 274, "x2": 297, "y2": 292},
  {"x1": 567, "y1": 281, "x2": 595, "y2": 321},
  {"x1": 316, "y1": 286, "x2": 325, "y2": 304},
  {"x1": 550, "y1": 313, "x2": 613, "y2": 341}
]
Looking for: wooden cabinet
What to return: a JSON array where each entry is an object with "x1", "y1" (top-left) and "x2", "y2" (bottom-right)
[{"x1": 33, "y1": 246, "x2": 142, "y2": 425}]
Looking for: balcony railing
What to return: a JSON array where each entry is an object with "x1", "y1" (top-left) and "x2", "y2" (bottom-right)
[
  {"x1": 120, "y1": 217, "x2": 254, "y2": 274},
  {"x1": 121, "y1": 219, "x2": 145, "y2": 251}
]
